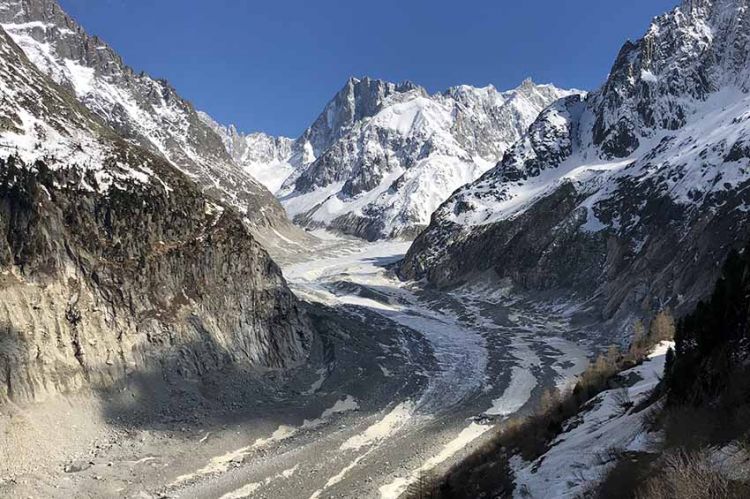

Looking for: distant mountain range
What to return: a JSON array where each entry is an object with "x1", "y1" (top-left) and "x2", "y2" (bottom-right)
[{"x1": 207, "y1": 77, "x2": 576, "y2": 240}]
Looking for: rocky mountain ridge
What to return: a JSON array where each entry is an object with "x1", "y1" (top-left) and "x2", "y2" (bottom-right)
[
  {"x1": 212, "y1": 75, "x2": 576, "y2": 240},
  {"x1": 0, "y1": 0, "x2": 294, "y2": 234},
  {"x1": 401, "y1": 0, "x2": 750, "y2": 322},
  {"x1": 0, "y1": 20, "x2": 311, "y2": 404}
]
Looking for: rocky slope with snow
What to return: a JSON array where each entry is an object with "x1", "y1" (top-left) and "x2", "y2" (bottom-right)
[
  {"x1": 0, "y1": 22, "x2": 311, "y2": 404},
  {"x1": 513, "y1": 342, "x2": 673, "y2": 499},
  {"x1": 279, "y1": 77, "x2": 575, "y2": 240},
  {"x1": 401, "y1": 0, "x2": 750, "y2": 320},
  {"x1": 198, "y1": 112, "x2": 296, "y2": 194},
  {"x1": 0, "y1": 0, "x2": 294, "y2": 234}
]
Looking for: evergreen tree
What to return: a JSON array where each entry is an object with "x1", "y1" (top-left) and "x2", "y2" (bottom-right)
[{"x1": 667, "y1": 245, "x2": 750, "y2": 405}]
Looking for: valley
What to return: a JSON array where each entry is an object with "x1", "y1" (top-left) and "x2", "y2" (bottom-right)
[
  {"x1": 1, "y1": 233, "x2": 592, "y2": 498},
  {"x1": 3, "y1": 0, "x2": 750, "y2": 497}
]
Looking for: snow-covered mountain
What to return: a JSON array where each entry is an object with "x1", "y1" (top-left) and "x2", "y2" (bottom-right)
[
  {"x1": 401, "y1": 0, "x2": 750, "y2": 320},
  {"x1": 198, "y1": 112, "x2": 297, "y2": 194},
  {"x1": 0, "y1": 0, "x2": 293, "y2": 233},
  {"x1": 0, "y1": 20, "x2": 311, "y2": 404},
  {"x1": 257, "y1": 76, "x2": 576, "y2": 240},
  {"x1": 204, "y1": 78, "x2": 434, "y2": 199}
]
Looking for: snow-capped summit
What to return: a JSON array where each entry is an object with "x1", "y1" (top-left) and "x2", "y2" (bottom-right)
[
  {"x1": 201, "y1": 77, "x2": 426, "y2": 195},
  {"x1": 443, "y1": 78, "x2": 573, "y2": 161},
  {"x1": 401, "y1": 0, "x2": 750, "y2": 320},
  {"x1": 294, "y1": 77, "x2": 426, "y2": 166},
  {"x1": 199, "y1": 111, "x2": 296, "y2": 193},
  {"x1": 201, "y1": 75, "x2": 574, "y2": 239},
  {"x1": 268, "y1": 76, "x2": 577, "y2": 240}
]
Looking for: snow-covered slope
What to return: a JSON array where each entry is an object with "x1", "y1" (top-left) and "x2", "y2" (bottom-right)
[
  {"x1": 0, "y1": 0, "x2": 292, "y2": 232},
  {"x1": 276, "y1": 77, "x2": 576, "y2": 240},
  {"x1": 402, "y1": 0, "x2": 750, "y2": 319},
  {"x1": 199, "y1": 112, "x2": 296, "y2": 193},
  {"x1": 513, "y1": 342, "x2": 673, "y2": 499},
  {"x1": 0, "y1": 17, "x2": 149, "y2": 186}
]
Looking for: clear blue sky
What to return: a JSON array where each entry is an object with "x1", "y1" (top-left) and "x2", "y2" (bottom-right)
[{"x1": 58, "y1": 0, "x2": 678, "y2": 138}]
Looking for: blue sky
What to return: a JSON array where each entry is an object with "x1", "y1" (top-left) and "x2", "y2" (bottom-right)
[{"x1": 58, "y1": 0, "x2": 678, "y2": 138}]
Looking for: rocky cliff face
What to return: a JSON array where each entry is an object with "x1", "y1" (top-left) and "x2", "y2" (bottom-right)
[
  {"x1": 401, "y1": 0, "x2": 750, "y2": 321},
  {"x1": 0, "y1": 0, "x2": 293, "y2": 233},
  {"x1": 0, "y1": 24, "x2": 311, "y2": 404},
  {"x1": 276, "y1": 77, "x2": 576, "y2": 240}
]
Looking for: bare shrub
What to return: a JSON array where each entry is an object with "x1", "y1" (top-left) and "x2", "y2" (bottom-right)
[
  {"x1": 637, "y1": 449, "x2": 730, "y2": 499},
  {"x1": 649, "y1": 309, "x2": 675, "y2": 343},
  {"x1": 612, "y1": 387, "x2": 633, "y2": 413},
  {"x1": 630, "y1": 320, "x2": 647, "y2": 358}
]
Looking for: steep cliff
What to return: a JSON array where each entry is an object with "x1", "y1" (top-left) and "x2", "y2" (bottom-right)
[{"x1": 0, "y1": 24, "x2": 311, "y2": 404}]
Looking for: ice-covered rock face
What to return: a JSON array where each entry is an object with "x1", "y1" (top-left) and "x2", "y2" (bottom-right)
[
  {"x1": 445, "y1": 78, "x2": 575, "y2": 161},
  {"x1": 592, "y1": 0, "x2": 750, "y2": 158},
  {"x1": 0, "y1": 23, "x2": 311, "y2": 404},
  {"x1": 201, "y1": 77, "x2": 427, "y2": 197},
  {"x1": 401, "y1": 0, "x2": 750, "y2": 321},
  {"x1": 296, "y1": 77, "x2": 426, "y2": 164},
  {"x1": 273, "y1": 77, "x2": 576, "y2": 240},
  {"x1": 0, "y1": 0, "x2": 291, "y2": 232}
]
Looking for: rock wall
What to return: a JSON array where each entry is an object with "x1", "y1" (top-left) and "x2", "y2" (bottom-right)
[{"x1": 0, "y1": 154, "x2": 311, "y2": 404}]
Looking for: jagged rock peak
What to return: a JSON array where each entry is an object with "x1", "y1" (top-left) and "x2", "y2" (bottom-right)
[
  {"x1": 297, "y1": 76, "x2": 428, "y2": 162},
  {"x1": 282, "y1": 74, "x2": 577, "y2": 240},
  {"x1": 592, "y1": 0, "x2": 750, "y2": 157}
]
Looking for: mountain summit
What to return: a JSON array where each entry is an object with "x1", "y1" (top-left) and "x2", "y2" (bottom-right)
[{"x1": 0, "y1": 0, "x2": 294, "y2": 234}]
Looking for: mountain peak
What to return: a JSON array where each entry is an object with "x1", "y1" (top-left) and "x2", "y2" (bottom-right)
[
  {"x1": 593, "y1": 0, "x2": 750, "y2": 157},
  {"x1": 0, "y1": 0, "x2": 294, "y2": 232},
  {"x1": 297, "y1": 75, "x2": 427, "y2": 160},
  {"x1": 519, "y1": 77, "x2": 536, "y2": 88},
  {"x1": 341, "y1": 75, "x2": 424, "y2": 95}
]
